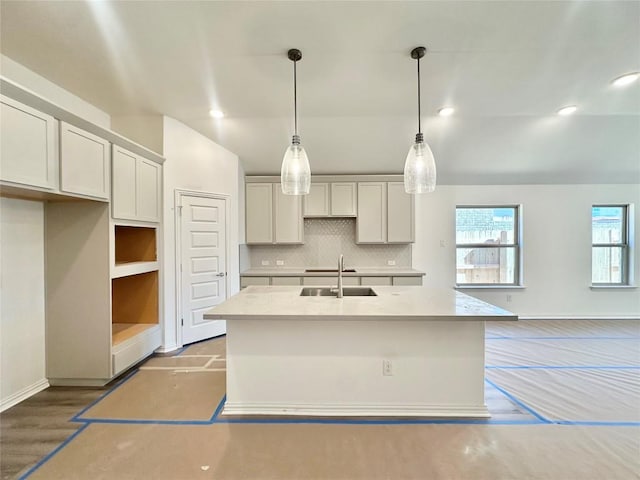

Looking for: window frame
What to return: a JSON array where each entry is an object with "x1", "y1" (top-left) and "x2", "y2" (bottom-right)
[
  {"x1": 591, "y1": 204, "x2": 631, "y2": 286},
  {"x1": 455, "y1": 205, "x2": 522, "y2": 287}
]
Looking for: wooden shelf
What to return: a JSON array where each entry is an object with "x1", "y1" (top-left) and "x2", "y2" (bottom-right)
[
  {"x1": 112, "y1": 271, "x2": 158, "y2": 325},
  {"x1": 112, "y1": 261, "x2": 159, "y2": 279},
  {"x1": 115, "y1": 225, "x2": 157, "y2": 263},
  {"x1": 112, "y1": 323, "x2": 158, "y2": 347}
]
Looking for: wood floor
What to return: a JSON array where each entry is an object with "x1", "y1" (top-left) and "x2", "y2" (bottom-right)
[{"x1": 1, "y1": 386, "x2": 107, "y2": 479}]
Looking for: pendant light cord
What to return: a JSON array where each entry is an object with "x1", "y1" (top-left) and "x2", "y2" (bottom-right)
[
  {"x1": 293, "y1": 59, "x2": 298, "y2": 136},
  {"x1": 417, "y1": 55, "x2": 421, "y2": 135}
]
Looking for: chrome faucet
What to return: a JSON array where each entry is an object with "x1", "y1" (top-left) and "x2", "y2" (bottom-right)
[{"x1": 336, "y1": 254, "x2": 344, "y2": 298}]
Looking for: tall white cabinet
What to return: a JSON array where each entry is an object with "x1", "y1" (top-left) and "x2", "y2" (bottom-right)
[
  {"x1": 245, "y1": 182, "x2": 303, "y2": 244},
  {"x1": 1, "y1": 81, "x2": 164, "y2": 386},
  {"x1": 357, "y1": 181, "x2": 414, "y2": 244}
]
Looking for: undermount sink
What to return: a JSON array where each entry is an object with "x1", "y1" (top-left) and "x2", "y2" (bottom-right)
[
  {"x1": 304, "y1": 268, "x2": 356, "y2": 273},
  {"x1": 300, "y1": 287, "x2": 377, "y2": 297}
]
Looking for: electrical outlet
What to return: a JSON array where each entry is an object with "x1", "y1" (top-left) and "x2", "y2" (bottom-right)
[
  {"x1": 261, "y1": 260, "x2": 270, "y2": 266},
  {"x1": 506, "y1": 294, "x2": 512, "y2": 303},
  {"x1": 387, "y1": 260, "x2": 396, "y2": 266},
  {"x1": 382, "y1": 359, "x2": 393, "y2": 376},
  {"x1": 276, "y1": 260, "x2": 284, "y2": 266}
]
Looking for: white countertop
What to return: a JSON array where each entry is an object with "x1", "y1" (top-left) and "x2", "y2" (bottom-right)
[
  {"x1": 241, "y1": 267, "x2": 425, "y2": 277},
  {"x1": 205, "y1": 286, "x2": 517, "y2": 321}
]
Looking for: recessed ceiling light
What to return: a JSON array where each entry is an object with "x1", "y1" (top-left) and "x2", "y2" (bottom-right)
[
  {"x1": 557, "y1": 105, "x2": 577, "y2": 116},
  {"x1": 438, "y1": 107, "x2": 455, "y2": 117},
  {"x1": 612, "y1": 72, "x2": 640, "y2": 87},
  {"x1": 209, "y1": 109, "x2": 225, "y2": 119}
]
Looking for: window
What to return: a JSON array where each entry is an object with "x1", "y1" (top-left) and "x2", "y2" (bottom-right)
[
  {"x1": 592, "y1": 205, "x2": 631, "y2": 285},
  {"x1": 456, "y1": 206, "x2": 521, "y2": 285}
]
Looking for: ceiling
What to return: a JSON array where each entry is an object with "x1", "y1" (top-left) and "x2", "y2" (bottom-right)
[{"x1": 1, "y1": 1, "x2": 639, "y2": 184}]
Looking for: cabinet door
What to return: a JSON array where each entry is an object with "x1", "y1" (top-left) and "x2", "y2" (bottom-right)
[
  {"x1": 245, "y1": 183, "x2": 273, "y2": 244},
  {"x1": 0, "y1": 95, "x2": 57, "y2": 190},
  {"x1": 356, "y1": 182, "x2": 387, "y2": 243},
  {"x1": 393, "y1": 276, "x2": 422, "y2": 286},
  {"x1": 136, "y1": 159, "x2": 161, "y2": 222},
  {"x1": 331, "y1": 182, "x2": 357, "y2": 216},
  {"x1": 274, "y1": 183, "x2": 303, "y2": 244},
  {"x1": 112, "y1": 147, "x2": 138, "y2": 220},
  {"x1": 304, "y1": 183, "x2": 329, "y2": 217},
  {"x1": 60, "y1": 122, "x2": 110, "y2": 200},
  {"x1": 387, "y1": 182, "x2": 414, "y2": 243}
]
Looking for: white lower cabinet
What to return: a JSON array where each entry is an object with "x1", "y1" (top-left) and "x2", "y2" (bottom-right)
[
  {"x1": 360, "y1": 276, "x2": 393, "y2": 286},
  {"x1": 271, "y1": 276, "x2": 303, "y2": 286},
  {"x1": 59, "y1": 121, "x2": 110, "y2": 200},
  {"x1": 0, "y1": 95, "x2": 57, "y2": 190},
  {"x1": 46, "y1": 202, "x2": 161, "y2": 385},
  {"x1": 393, "y1": 276, "x2": 423, "y2": 286},
  {"x1": 241, "y1": 276, "x2": 271, "y2": 289}
]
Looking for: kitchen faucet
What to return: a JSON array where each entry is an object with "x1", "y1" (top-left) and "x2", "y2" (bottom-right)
[{"x1": 336, "y1": 254, "x2": 344, "y2": 298}]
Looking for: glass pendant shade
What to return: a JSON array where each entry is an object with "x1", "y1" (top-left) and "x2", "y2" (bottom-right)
[
  {"x1": 281, "y1": 135, "x2": 310, "y2": 195},
  {"x1": 404, "y1": 135, "x2": 436, "y2": 194}
]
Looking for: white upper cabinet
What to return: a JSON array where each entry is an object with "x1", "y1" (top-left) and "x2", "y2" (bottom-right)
[
  {"x1": 303, "y1": 181, "x2": 356, "y2": 217},
  {"x1": 357, "y1": 182, "x2": 387, "y2": 243},
  {"x1": 136, "y1": 158, "x2": 161, "y2": 222},
  {"x1": 112, "y1": 146, "x2": 161, "y2": 223},
  {"x1": 0, "y1": 95, "x2": 57, "y2": 190},
  {"x1": 330, "y1": 182, "x2": 357, "y2": 216},
  {"x1": 304, "y1": 183, "x2": 330, "y2": 217},
  {"x1": 274, "y1": 183, "x2": 303, "y2": 244},
  {"x1": 246, "y1": 183, "x2": 303, "y2": 244},
  {"x1": 245, "y1": 183, "x2": 274, "y2": 244},
  {"x1": 357, "y1": 182, "x2": 414, "y2": 244},
  {"x1": 59, "y1": 122, "x2": 110, "y2": 200},
  {"x1": 387, "y1": 182, "x2": 414, "y2": 243}
]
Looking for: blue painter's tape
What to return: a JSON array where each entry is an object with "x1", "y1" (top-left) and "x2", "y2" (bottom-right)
[
  {"x1": 18, "y1": 423, "x2": 90, "y2": 479},
  {"x1": 484, "y1": 378, "x2": 552, "y2": 424},
  {"x1": 72, "y1": 369, "x2": 140, "y2": 422},
  {"x1": 81, "y1": 418, "x2": 211, "y2": 426},
  {"x1": 486, "y1": 336, "x2": 640, "y2": 340},
  {"x1": 486, "y1": 365, "x2": 640, "y2": 370},
  {"x1": 209, "y1": 394, "x2": 226, "y2": 422},
  {"x1": 555, "y1": 420, "x2": 640, "y2": 427}
]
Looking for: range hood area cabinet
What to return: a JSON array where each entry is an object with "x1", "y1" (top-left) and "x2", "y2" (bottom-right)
[
  {"x1": 304, "y1": 182, "x2": 357, "y2": 217},
  {"x1": 245, "y1": 182, "x2": 303, "y2": 244},
  {"x1": 356, "y1": 182, "x2": 414, "y2": 244}
]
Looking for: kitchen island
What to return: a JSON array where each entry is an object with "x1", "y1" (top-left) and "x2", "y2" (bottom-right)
[{"x1": 204, "y1": 285, "x2": 517, "y2": 418}]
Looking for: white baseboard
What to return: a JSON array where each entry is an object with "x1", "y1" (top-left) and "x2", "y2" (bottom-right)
[
  {"x1": 517, "y1": 316, "x2": 640, "y2": 320},
  {"x1": 0, "y1": 378, "x2": 49, "y2": 412},
  {"x1": 222, "y1": 402, "x2": 490, "y2": 418},
  {"x1": 155, "y1": 343, "x2": 179, "y2": 354}
]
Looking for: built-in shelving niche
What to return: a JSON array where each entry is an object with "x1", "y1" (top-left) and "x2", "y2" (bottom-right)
[
  {"x1": 111, "y1": 270, "x2": 159, "y2": 347},
  {"x1": 113, "y1": 225, "x2": 158, "y2": 278}
]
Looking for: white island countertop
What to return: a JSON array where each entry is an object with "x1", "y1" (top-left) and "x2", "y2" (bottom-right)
[{"x1": 205, "y1": 286, "x2": 517, "y2": 321}]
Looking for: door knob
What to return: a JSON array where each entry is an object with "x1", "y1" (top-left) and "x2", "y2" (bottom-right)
[{"x1": 216, "y1": 272, "x2": 226, "y2": 277}]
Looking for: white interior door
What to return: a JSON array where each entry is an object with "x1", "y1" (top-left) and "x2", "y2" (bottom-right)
[{"x1": 180, "y1": 194, "x2": 227, "y2": 345}]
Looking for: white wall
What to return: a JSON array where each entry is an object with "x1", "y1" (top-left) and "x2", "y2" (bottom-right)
[
  {"x1": 111, "y1": 114, "x2": 164, "y2": 154},
  {"x1": 1, "y1": 54, "x2": 110, "y2": 128},
  {"x1": 413, "y1": 184, "x2": 640, "y2": 318},
  {"x1": 162, "y1": 116, "x2": 241, "y2": 350},
  {"x1": 0, "y1": 198, "x2": 48, "y2": 410}
]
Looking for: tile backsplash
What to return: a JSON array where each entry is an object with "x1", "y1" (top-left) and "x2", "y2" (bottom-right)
[{"x1": 244, "y1": 218, "x2": 411, "y2": 269}]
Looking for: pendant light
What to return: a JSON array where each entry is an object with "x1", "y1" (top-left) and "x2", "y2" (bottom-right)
[
  {"x1": 281, "y1": 48, "x2": 311, "y2": 195},
  {"x1": 404, "y1": 46, "x2": 436, "y2": 194}
]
